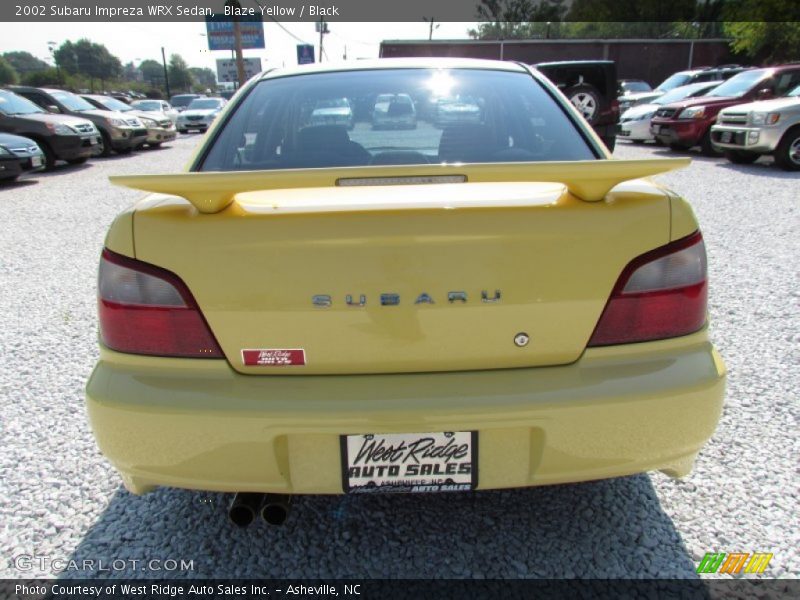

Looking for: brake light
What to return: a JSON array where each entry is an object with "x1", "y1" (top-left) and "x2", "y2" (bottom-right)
[
  {"x1": 98, "y1": 249, "x2": 223, "y2": 358},
  {"x1": 588, "y1": 232, "x2": 707, "y2": 346}
]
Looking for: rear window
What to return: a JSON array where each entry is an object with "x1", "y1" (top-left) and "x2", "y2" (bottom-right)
[{"x1": 199, "y1": 68, "x2": 595, "y2": 172}]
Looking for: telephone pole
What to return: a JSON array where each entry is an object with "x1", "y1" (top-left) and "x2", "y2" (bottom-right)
[
  {"x1": 161, "y1": 46, "x2": 171, "y2": 98},
  {"x1": 317, "y1": 18, "x2": 328, "y2": 63},
  {"x1": 225, "y1": 0, "x2": 246, "y2": 87}
]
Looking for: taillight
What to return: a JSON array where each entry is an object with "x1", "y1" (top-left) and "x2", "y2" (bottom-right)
[
  {"x1": 98, "y1": 249, "x2": 223, "y2": 358},
  {"x1": 588, "y1": 231, "x2": 707, "y2": 346}
]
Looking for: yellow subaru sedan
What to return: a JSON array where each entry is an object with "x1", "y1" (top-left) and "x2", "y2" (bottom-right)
[{"x1": 86, "y1": 59, "x2": 725, "y2": 526}]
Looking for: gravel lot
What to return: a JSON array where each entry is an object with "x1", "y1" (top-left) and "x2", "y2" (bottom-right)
[{"x1": 1, "y1": 136, "x2": 797, "y2": 579}]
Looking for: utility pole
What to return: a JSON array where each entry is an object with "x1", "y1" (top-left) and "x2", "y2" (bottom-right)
[
  {"x1": 161, "y1": 46, "x2": 171, "y2": 98},
  {"x1": 316, "y1": 18, "x2": 329, "y2": 63},
  {"x1": 225, "y1": 0, "x2": 246, "y2": 87},
  {"x1": 423, "y1": 17, "x2": 439, "y2": 40}
]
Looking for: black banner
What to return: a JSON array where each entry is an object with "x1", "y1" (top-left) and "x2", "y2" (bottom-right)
[
  {"x1": 2, "y1": 0, "x2": 800, "y2": 22},
  {"x1": 2, "y1": 579, "x2": 800, "y2": 600}
]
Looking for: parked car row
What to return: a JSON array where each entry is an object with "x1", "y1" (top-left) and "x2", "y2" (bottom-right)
[
  {"x1": 0, "y1": 87, "x2": 226, "y2": 184},
  {"x1": 618, "y1": 64, "x2": 800, "y2": 170}
]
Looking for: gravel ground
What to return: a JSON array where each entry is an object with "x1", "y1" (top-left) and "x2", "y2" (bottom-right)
[{"x1": 0, "y1": 136, "x2": 797, "y2": 580}]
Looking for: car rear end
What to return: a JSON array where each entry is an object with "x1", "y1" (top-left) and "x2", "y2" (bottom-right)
[{"x1": 86, "y1": 61, "x2": 725, "y2": 497}]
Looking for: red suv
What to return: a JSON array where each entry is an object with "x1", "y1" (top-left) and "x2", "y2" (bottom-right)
[{"x1": 651, "y1": 65, "x2": 800, "y2": 155}]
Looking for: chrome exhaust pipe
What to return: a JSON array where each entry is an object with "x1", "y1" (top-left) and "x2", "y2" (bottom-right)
[
  {"x1": 260, "y1": 494, "x2": 292, "y2": 526},
  {"x1": 228, "y1": 492, "x2": 264, "y2": 528}
]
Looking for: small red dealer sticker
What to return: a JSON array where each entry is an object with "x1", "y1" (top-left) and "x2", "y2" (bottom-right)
[{"x1": 241, "y1": 349, "x2": 306, "y2": 366}]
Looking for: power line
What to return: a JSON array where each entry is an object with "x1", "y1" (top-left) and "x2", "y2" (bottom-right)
[{"x1": 248, "y1": 0, "x2": 310, "y2": 44}]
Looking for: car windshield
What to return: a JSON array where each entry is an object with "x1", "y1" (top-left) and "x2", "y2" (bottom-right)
[
  {"x1": 133, "y1": 100, "x2": 163, "y2": 111},
  {"x1": 656, "y1": 73, "x2": 691, "y2": 92},
  {"x1": 654, "y1": 83, "x2": 716, "y2": 105},
  {"x1": 622, "y1": 81, "x2": 651, "y2": 93},
  {"x1": 706, "y1": 69, "x2": 767, "y2": 98},
  {"x1": 187, "y1": 98, "x2": 223, "y2": 110},
  {"x1": 92, "y1": 96, "x2": 133, "y2": 112},
  {"x1": 171, "y1": 95, "x2": 197, "y2": 107},
  {"x1": 50, "y1": 91, "x2": 96, "y2": 112},
  {"x1": 200, "y1": 68, "x2": 596, "y2": 172},
  {"x1": 0, "y1": 90, "x2": 45, "y2": 115}
]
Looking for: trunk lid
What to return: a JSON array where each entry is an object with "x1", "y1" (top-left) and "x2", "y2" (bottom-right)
[{"x1": 128, "y1": 173, "x2": 674, "y2": 375}]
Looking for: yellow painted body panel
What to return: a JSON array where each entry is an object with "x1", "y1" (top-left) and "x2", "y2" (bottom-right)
[
  {"x1": 85, "y1": 329, "x2": 725, "y2": 495},
  {"x1": 131, "y1": 181, "x2": 672, "y2": 374}
]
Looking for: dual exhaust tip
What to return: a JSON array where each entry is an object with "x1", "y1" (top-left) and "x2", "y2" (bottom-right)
[{"x1": 228, "y1": 492, "x2": 291, "y2": 527}]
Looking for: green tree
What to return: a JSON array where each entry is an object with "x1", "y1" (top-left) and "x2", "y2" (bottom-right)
[
  {"x1": 0, "y1": 56, "x2": 20, "y2": 85},
  {"x1": 721, "y1": 0, "x2": 800, "y2": 62},
  {"x1": 470, "y1": 0, "x2": 568, "y2": 39},
  {"x1": 22, "y1": 68, "x2": 61, "y2": 86},
  {"x1": 2, "y1": 51, "x2": 49, "y2": 76},
  {"x1": 189, "y1": 67, "x2": 217, "y2": 90},
  {"x1": 139, "y1": 59, "x2": 165, "y2": 86},
  {"x1": 53, "y1": 39, "x2": 122, "y2": 90},
  {"x1": 168, "y1": 54, "x2": 193, "y2": 92}
]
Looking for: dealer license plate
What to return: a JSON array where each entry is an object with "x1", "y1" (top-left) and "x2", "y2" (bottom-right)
[
  {"x1": 720, "y1": 131, "x2": 733, "y2": 143},
  {"x1": 30, "y1": 156, "x2": 42, "y2": 168},
  {"x1": 341, "y1": 431, "x2": 477, "y2": 494}
]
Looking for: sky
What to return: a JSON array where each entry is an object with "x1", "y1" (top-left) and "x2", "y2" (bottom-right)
[{"x1": 0, "y1": 21, "x2": 475, "y2": 74}]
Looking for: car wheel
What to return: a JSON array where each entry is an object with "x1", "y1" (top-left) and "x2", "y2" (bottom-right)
[
  {"x1": 723, "y1": 150, "x2": 759, "y2": 165},
  {"x1": 669, "y1": 142, "x2": 689, "y2": 152},
  {"x1": 0, "y1": 175, "x2": 20, "y2": 183},
  {"x1": 178, "y1": 129, "x2": 187, "y2": 134},
  {"x1": 117, "y1": 147, "x2": 133, "y2": 155},
  {"x1": 700, "y1": 130, "x2": 722, "y2": 157},
  {"x1": 40, "y1": 142, "x2": 58, "y2": 169},
  {"x1": 566, "y1": 84, "x2": 601, "y2": 125},
  {"x1": 774, "y1": 126, "x2": 800, "y2": 171},
  {"x1": 148, "y1": 143, "x2": 162, "y2": 149},
  {"x1": 66, "y1": 157, "x2": 88, "y2": 165},
  {"x1": 99, "y1": 131, "x2": 112, "y2": 157},
  {"x1": 632, "y1": 139, "x2": 646, "y2": 145}
]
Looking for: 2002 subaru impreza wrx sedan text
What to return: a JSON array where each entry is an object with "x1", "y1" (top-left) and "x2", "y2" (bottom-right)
[{"x1": 86, "y1": 59, "x2": 725, "y2": 517}]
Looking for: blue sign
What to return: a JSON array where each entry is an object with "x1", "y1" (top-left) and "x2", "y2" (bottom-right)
[
  {"x1": 205, "y1": 15, "x2": 265, "y2": 51},
  {"x1": 297, "y1": 44, "x2": 315, "y2": 65}
]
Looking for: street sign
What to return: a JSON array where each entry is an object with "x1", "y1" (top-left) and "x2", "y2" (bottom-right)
[
  {"x1": 297, "y1": 44, "x2": 315, "y2": 65},
  {"x1": 205, "y1": 15, "x2": 265, "y2": 50},
  {"x1": 216, "y1": 58, "x2": 263, "y2": 83}
]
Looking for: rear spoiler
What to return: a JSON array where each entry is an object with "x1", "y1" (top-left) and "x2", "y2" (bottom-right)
[{"x1": 109, "y1": 158, "x2": 690, "y2": 214}]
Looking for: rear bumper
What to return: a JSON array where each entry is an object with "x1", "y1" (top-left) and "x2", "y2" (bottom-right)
[{"x1": 86, "y1": 329, "x2": 726, "y2": 495}]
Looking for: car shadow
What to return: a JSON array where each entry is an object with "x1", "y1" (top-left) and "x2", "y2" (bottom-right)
[
  {"x1": 645, "y1": 146, "x2": 798, "y2": 176},
  {"x1": 61, "y1": 475, "x2": 703, "y2": 579}
]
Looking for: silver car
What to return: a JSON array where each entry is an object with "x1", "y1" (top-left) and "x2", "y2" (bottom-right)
[
  {"x1": 711, "y1": 84, "x2": 800, "y2": 170},
  {"x1": 176, "y1": 98, "x2": 227, "y2": 133}
]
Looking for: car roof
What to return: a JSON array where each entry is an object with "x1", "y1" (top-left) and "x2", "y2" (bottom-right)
[{"x1": 258, "y1": 58, "x2": 528, "y2": 81}]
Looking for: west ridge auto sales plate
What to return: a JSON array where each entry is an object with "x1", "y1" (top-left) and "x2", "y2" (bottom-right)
[{"x1": 341, "y1": 431, "x2": 478, "y2": 493}]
